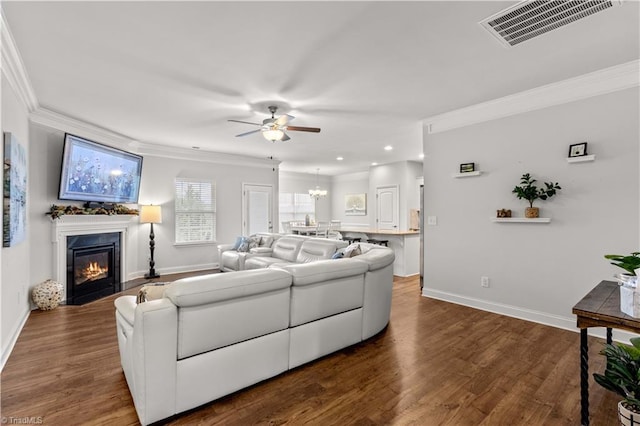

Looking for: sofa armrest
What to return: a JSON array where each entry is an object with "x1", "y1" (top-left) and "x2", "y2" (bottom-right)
[
  {"x1": 218, "y1": 244, "x2": 236, "y2": 254},
  {"x1": 115, "y1": 295, "x2": 137, "y2": 326},
  {"x1": 129, "y1": 299, "x2": 178, "y2": 425}
]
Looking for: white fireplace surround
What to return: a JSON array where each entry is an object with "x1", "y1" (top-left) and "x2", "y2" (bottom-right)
[{"x1": 51, "y1": 215, "x2": 137, "y2": 303}]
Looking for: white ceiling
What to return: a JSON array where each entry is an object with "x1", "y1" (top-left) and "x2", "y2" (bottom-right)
[{"x1": 3, "y1": 1, "x2": 639, "y2": 176}]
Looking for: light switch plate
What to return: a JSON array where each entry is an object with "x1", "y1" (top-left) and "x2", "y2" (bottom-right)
[{"x1": 427, "y1": 216, "x2": 437, "y2": 226}]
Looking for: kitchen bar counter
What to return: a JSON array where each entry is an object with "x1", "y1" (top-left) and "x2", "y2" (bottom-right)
[{"x1": 339, "y1": 228, "x2": 419, "y2": 277}]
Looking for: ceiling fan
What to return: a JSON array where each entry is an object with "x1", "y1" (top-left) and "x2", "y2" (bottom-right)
[{"x1": 228, "y1": 105, "x2": 321, "y2": 142}]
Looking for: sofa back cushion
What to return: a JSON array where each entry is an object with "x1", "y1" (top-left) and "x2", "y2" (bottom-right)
[
  {"x1": 165, "y1": 269, "x2": 292, "y2": 359},
  {"x1": 271, "y1": 237, "x2": 305, "y2": 262}
]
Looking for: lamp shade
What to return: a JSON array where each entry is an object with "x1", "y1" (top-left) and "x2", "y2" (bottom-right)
[{"x1": 140, "y1": 205, "x2": 162, "y2": 224}]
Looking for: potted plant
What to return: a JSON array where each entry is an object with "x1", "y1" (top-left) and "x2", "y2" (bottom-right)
[
  {"x1": 594, "y1": 337, "x2": 640, "y2": 425},
  {"x1": 512, "y1": 173, "x2": 561, "y2": 218},
  {"x1": 606, "y1": 252, "x2": 640, "y2": 317},
  {"x1": 606, "y1": 252, "x2": 640, "y2": 278}
]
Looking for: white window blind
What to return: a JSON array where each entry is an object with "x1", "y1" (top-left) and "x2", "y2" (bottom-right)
[
  {"x1": 279, "y1": 192, "x2": 315, "y2": 230},
  {"x1": 174, "y1": 178, "x2": 216, "y2": 244}
]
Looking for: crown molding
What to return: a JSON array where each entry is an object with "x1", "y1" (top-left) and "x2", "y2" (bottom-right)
[
  {"x1": 1, "y1": 12, "x2": 38, "y2": 112},
  {"x1": 132, "y1": 141, "x2": 280, "y2": 169},
  {"x1": 425, "y1": 59, "x2": 640, "y2": 134},
  {"x1": 30, "y1": 107, "x2": 136, "y2": 150}
]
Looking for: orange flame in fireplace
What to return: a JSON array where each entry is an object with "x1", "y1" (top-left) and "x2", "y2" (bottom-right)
[{"x1": 76, "y1": 261, "x2": 109, "y2": 285}]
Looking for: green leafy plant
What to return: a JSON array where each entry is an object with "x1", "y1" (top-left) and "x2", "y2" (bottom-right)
[
  {"x1": 512, "y1": 173, "x2": 561, "y2": 208},
  {"x1": 605, "y1": 252, "x2": 640, "y2": 276},
  {"x1": 594, "y1": 337, "x2": 640, "y2": 412}
]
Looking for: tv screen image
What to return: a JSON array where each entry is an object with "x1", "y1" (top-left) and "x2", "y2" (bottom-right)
[{"x1": 58, "y1": 134, "x2": 143, "y2": 204}]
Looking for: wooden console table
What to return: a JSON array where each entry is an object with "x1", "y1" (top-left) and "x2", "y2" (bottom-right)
[{"x1": 572, "y1": 280, "x2": 640, "y2": 426}]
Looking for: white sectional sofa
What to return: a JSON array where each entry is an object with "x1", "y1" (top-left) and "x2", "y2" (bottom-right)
[
  {"x1": 218, "y1": 234, "x2": 348, "y2": 272},
  {"x1": 114, "y1": 243, "x2": 394, "y2": 425}
]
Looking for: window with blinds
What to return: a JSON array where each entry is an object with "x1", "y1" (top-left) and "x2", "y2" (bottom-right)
[
  {"x1": 279, "y1": 192, "x2": 315, "y2": 231},
  {"x1": 174, "y1": 178, "x2": 216, "y2": 244}
]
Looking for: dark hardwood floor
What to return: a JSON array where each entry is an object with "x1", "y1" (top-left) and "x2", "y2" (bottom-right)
[{"x1": 1, "y1": 272, "x2": 620, "y2": 425}]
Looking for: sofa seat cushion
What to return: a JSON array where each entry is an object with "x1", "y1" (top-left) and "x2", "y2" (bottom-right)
[{"x1": 165, "y1": 269, "x2": 293, "y2": 359}]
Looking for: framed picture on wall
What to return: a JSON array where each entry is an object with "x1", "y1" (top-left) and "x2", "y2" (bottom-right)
[
  {"x1": 568, "y1": 142, "x2": 588, "y2": 157},
  {"x1": 345, "y1": 193, "x2": 367, "y2": 216},
  {"x1": 3, "y1": 132, "x2": 27, "y2": 247},
  {"x1": 459, "y1": 162, "x2": 475, "y2": 173}
]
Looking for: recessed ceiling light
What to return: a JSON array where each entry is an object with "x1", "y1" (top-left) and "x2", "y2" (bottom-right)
[
  {"x1": 371, "y1": 162, "x2": 378, "y2": 166},
  {"x1": 336, "y1": 156, "x2": 344, "y2": 161},
  {"x1": 384, "y1": 145, "x2": 393, "y2": 151},
  {"x1": 419, "y1": 153, "x2": 424, "y2": 159}
]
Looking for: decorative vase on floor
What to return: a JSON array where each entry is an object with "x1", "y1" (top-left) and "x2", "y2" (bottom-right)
[
  {"x1": 32, "y1": 279, "x2": 63, "y2": 310},
  {"x1": 525, "y1": 207, "x2": 539, "y2": 218},
  {"x1": 619, "y1": 401, "x2": 640, "y2": 425}
]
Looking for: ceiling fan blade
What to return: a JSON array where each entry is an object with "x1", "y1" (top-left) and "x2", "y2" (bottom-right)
[
  {"x1": 235, "y1": 129, "x2": 261, "y2": 137},
  {"x1": 274, "y1": 114, "x2": 294, "y2": 127},
  {"x1": 281, "y1": 132, "x2": 291, "y2": 142},
  {"x1": 228, "y1": 119, "x2": 261, "y2": 126},
  {"x1": 286, "y1": 125, "x2": 321, "y2": 133}
]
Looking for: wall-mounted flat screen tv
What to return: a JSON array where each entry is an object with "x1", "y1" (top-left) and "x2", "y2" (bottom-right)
[{"x1": 58, "y1": 133, "x2": 143, "y2": 204}]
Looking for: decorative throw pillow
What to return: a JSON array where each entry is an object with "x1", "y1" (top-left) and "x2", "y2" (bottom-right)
[
  {"x1": 232, "y1": 236, "x2": 244, "y2": 250},
  {"x1": 260, "y1": 235, "x2": 274, "y2": 247},
  {"x1": 344, "y1": 243, "x2": 360, "y2": 257},
  {"x1": 331, "y1": 250, "x2": 345, "y2": 259},
  {"x1": 248, "y1": 235, "x2": 261, "y2": 249},
  {"x1": 349, "y1": 244, "x2": 362, "y2": 258},
  {"x1": 237, "y1": 237, "x2": 250, "y2": 252}
]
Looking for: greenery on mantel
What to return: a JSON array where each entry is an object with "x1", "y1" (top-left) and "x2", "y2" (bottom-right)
[{"x1": 46, "y1": 204, "x2": 139, "y2": 220}]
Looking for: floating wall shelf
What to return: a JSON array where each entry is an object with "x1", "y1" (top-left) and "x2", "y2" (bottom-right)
[
  {"x1": 452, "y1": 171, "x2": 483, "y2": 178},
  {"x1": 492, "y1": 218, "x2": 551, "y2": 223},
  {"x1": 567, "y1": 155, "x2": 595, "y2": 163}
]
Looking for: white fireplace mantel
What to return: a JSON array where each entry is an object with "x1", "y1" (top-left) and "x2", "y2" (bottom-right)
[{"x1": 51, "y1": 215, "x2": 138, "y2": 303}]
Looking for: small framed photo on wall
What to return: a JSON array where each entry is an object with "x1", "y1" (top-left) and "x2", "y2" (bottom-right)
[
  {"x1": 459, "y1": 162, "x2": 475, "y2": 173},
  {"x1": 568, "y1": 142, "x2": 588, "y2": 158}
]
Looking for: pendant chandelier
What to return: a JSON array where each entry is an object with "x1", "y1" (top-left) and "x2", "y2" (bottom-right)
[{"x1": 309, "y1": 168, "x2": 327, "y2": 200}]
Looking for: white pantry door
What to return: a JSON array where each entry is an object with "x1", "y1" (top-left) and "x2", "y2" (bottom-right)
[{"x1": 376, "y1": 185, "x2": 399, "y2": 230}]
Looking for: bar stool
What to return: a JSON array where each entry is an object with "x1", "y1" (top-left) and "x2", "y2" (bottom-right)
[
  {"x1": 367, "y1": 239, "x2": 389, "y2": 247},
  {"x1": 345, "y1": 237, "x2": 361, "y2": 244}
]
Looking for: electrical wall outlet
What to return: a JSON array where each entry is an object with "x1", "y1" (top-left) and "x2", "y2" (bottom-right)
[
  {"x1": 427, "y1": 216, "x2": 437, "y2": 226},
  {"x1": 481, "y1": 276, "x2": 490, "y2": 288}
]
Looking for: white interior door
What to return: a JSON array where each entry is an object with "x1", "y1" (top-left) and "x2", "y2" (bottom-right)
[
  {"x1": 376, "y1": 185, "x2": 399, "y2": 230},
  {"x1": 242, "y1": 184, "x2": 273, "y2": 235}
]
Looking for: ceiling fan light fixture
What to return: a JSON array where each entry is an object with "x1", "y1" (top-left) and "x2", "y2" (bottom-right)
[{"x1": 262, "y1": 129, "x2": 284, "y2": 142}]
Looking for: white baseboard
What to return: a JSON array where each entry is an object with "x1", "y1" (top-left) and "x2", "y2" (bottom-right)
[
  {"x1": 422, "y1": 288, "x2": 639, "y2": 343},
  {"x1": 1, "y1": 308, "x2": 30, "y2": 372}
]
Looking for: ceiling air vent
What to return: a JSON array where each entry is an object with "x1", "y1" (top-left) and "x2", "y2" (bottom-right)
[{"x1": 480, "y1": 0, "x2": 622, "y2": 48}]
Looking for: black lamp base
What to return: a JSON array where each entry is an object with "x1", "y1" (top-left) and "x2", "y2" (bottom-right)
[{"x1": 144, "y1": 272, "x2": 161, "y2": 279}]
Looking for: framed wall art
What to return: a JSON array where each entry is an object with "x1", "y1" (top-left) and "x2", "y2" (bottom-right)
[
  {"x1": 345, "y1": 193, "x2": 367, "y2": 216},
  {"x1": 3, "y1": 132, "x2": 27, "y2": 247},
  {"x1": 569, "y1": 142, "x2": 588, "y2": 158}
]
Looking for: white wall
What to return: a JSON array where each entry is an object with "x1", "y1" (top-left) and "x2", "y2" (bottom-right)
[
  {"x1": 330, "y1": 171, "x2": 369, "y2": 227},
  {"x1": 1, "y1": 74, "x2": 31, "y2": 368},
  {"x1": 422, "y1": 87, "x2": 639, "y2": 331}
]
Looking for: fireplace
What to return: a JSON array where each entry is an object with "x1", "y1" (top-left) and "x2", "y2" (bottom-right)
[{"x1": 66, "y1": 232, "x2": 121, "y2": 305}]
